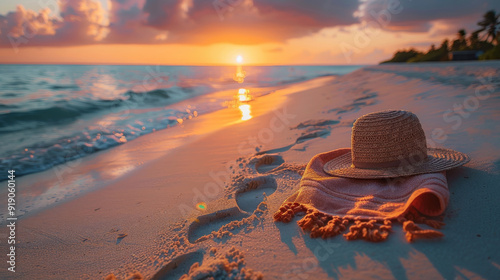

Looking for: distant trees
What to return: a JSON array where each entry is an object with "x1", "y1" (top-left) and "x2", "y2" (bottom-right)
[
  {"x1": 469, "y1": 32, "x2": 480, "y2": 49},
  {"x1": 451, "y1": 29, "x2": 467, "y2": 51},
  {"x1": 407, "y1": 39, "x2": 450, "y2": 62},
  {"x1": 475, "y1": 10, "x2": 500, "y2": 43},
  {"x1": 379, "y1": 49, "x2": 420, "y2": 63},
  {"x1": 382, "y1": 10, "x2": 500, "y2": 63},
  {"x1": 450, "y1": 27, "x2": 494, "y2": 52},
  {"x1": 476, "y1": 10, "x2": 500, "y2": 60}
]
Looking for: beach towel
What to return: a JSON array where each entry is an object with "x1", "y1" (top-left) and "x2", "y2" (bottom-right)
[{"x1": 274, "y1": 148, "x2": 448, "y2": 242}]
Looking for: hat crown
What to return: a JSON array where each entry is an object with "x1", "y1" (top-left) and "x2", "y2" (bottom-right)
[{"x1": 351, "y1": 110, "x2": 428, "y2": 169}]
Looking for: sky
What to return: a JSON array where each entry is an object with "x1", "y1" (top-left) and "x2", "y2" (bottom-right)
[{"x1": 0, "y1": 0, "x2": 499, "y2": 65}]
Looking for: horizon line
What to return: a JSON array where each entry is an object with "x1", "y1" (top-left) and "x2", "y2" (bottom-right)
[{"x1": 0, "y1": 62, "x2": 373, "y2": 67}]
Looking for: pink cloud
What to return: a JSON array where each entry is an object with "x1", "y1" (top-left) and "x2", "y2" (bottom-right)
[
  {"x1": 104, "y1": 0, "x2": 161, "y2": 43},
  {"x1": 355, "y1": 0, "x2": 500, "y2": 33},
  {"x1": 0, "y1": 0, "x2": 359, "y2": 47},
  {"x1": 0, "y1": 0, "x2": 108, "y2": 48},
  {"x1": 58, "y1": 0, "x2": 109, "y2": 41},
  {"x1": 0, "y1": 5, "x2": 58, "y2": 38},
  {"x1": 1, "y1": 0, "x2": 499, "y2": 48},
  {"x1": 141, "y1": 0, "x2": 359, "y2": 44}
]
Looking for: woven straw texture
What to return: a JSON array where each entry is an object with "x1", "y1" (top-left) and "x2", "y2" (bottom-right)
[
  {"x1": 293, "y1": 149, "x2": 449, "y2": 219},
  {"x1": 324, "y1": 110, "x2": 469, "y2": 178},
  {"x1": 274, "y1": 149, "x2": 450, "y2": 243}
]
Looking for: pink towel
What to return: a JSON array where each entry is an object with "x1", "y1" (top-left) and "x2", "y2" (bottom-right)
[{"x1": 274, "y1": 149, "x2": 448, "y2": 242}]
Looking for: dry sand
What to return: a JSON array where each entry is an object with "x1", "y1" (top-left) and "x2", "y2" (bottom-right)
[{"x1": 1, "y1": 61, "x2": 500, "y2": 279}]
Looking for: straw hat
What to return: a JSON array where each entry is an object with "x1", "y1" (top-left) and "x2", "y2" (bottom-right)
[{"x1": 323, "y1": 110, "x2": 470, "y2": 179}]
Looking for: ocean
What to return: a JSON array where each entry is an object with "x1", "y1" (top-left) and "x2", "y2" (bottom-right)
[{"x1": 0, "y1": 64, "x2": 363, "y2": 179}]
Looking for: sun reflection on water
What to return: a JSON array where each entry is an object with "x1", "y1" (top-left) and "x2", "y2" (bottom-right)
[
  {"x1": 238, "y1": 88, "x2": 251, "y2": 102},
  {"x1": 234, "y1": 65, "x2": 246, "y2": 83},
  {"x1": 233, "y1": 60, "x2": 252, "y2": 121},
  {"x1": 239, "y1": 104, "x2": 252, "y2": 121}
]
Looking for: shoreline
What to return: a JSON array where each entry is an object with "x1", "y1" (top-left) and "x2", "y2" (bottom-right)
[
  {"x1": 0, "y1": 75, "x2": 337, "y2": 222},
  {"x1": 0, "y1": 64, "x2": 361, "y2": 181},
  {"x1": 3, "y1": 61, "x2": 500, "y2": 279}
]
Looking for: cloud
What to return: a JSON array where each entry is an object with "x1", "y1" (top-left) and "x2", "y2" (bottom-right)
[
  {"x1": 140, "y1": 0, "x2": 360, "y2": 44},
  {"x1": 427, "y1": 16, "x2": 487, "y2": 38},
  {"x1": 57, "y1": 0, "x2": 109, "y2": 42},
  {"x1": 1, "y1": 0, "x2": 500, "y2": 48},
  {"x1": 0, "y1": 0, "x2": 108, "y2": 47},
  {"x1": 104, "y1": 0, "x2": 162, "y2": 43},
  {"x1": 0, "y1": 0, "x2": 360, "y2": 47},
  {"x1": 355, "y1": 0, "x2": 500, "y2": 33},
  {"x1": 0, "y1": 5, "x2": 58, "y2": 41}
]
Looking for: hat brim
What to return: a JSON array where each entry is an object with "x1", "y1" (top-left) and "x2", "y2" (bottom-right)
[{"x1": 323, "y1": 148, "x2": 470, "y2": 179}]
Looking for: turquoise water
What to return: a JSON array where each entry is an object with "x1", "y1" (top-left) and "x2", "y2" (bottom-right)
[{"x1": 0, "y1": 64, "x2": 363, "y2": 178}]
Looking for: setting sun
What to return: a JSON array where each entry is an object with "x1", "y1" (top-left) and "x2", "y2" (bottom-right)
[
  {"x1": 1, "y1": 1, "x2": 499, "y2": 279},
  {"x1": 236, "y1": 55, "x2": 243, "y2": 64}
]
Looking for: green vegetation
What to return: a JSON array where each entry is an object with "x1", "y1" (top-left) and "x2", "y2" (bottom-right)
[
  {"x1": 480, "y1": 44, "x2": 500, "y2": 60},
  {"x1": 382, "y1": 10, "x2": 500, "y2": 63},
  {"x1": 382, "y1": 49, "x2": 422, "y2": 63},
  {"x1": 407, "y1": 40, "x2": 450, "y2": 62}
]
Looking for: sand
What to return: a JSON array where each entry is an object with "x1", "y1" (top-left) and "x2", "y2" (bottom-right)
[{"x1": 1, "y1": 61, "x2": 500, "y2": 279}]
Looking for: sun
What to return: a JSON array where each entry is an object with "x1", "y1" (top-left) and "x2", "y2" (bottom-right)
[{"x1": 236, "y1": 55, "x2": 243, "y2": 64}]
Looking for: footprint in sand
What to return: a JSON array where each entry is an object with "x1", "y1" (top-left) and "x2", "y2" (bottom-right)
[
  {"x1": 151, "y1": 250, "x2": 204, "y2": 280},
  {"x1": 256, "y1": 119, "x2": 340, "y2": 155},
  {"x1": 328, "y1": 91, "x2": 378, "y2": 114},
  {"x1": 157, "y1": 157, "x2": 286, "y2": 278},
  {"x1": 235, "y1": 176, "x2": 277, "y2": 213},
  {"x1": 296, "y1": 129, "x2": 330, "y2": 144},
  {"x1": 116, "y1": 233, "x2": 127, "y2": 245},
  {"x1": 151, "y1": 156, "x2": 291, "y2": 279},
  {"x1": 292, "y1": 119, "x2": 341, "y2": 144},
  {"x1": 187, "y1": 207, "x2": 250, "y2": 243},
  {"x1": 152, "y1": 247, "x2": 263, "y2": 280},
  {"x1": 252, "y1": 154, "x2": 285, "y2": 173},
  {"x1": 187, "y1": 172, "x2": 276, "y2": 244},
  {"x1": 291, "y1": 119, "x2": 340, "y2": 129}
]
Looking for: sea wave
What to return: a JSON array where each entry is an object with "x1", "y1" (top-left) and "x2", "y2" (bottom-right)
[
  {"x1": 0, "y1": 109, "x2": 192, "y2": 177},
  {"x1": 0, "y1": 64, "x2": 363, "y2": 179},
  {"x1": 0, "y1": 87, "x2": 206, "y2": 132},
  {"x1": 0, "y1": 84, "x2": 214, "y2": 176}
]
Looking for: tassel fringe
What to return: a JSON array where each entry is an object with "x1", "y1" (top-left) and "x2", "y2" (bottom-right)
[{"x1": 273, "y1": 202, "x2": 444, "y2": 243}]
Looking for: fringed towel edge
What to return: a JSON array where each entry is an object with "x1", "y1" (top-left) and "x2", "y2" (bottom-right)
[{"x1": 273, "y1": 202, "x2": 445, "y2": 243}]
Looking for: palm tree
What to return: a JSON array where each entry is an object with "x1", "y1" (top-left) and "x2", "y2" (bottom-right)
[
  {"x1": 476, "y1": 10, "x2": 500, "y2": 44},
  {"x1": 451, "y1": 29, "x2": 468, "y2": 51},
  {"x1": 460, "y1": 29, "x2": 467, "y2": 49},
  {"x1": 469, "y1": 31, "x2": 480, "y2": 49},
  {"x1": 458, "y1": 29, "x2": 466, "y2": 41}
]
